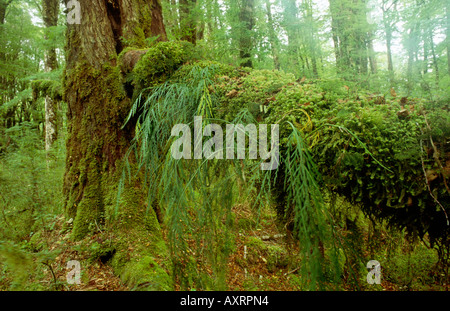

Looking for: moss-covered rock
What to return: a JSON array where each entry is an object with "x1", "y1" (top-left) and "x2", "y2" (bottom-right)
[{"x1": 243, "y1": 236, "x2": 289, "y2": 272}]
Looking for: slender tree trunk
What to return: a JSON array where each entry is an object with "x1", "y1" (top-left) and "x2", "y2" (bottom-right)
[
  {"x1": 239, "y1": 0, "x2": 254, "y2": 68},
  {"x1": 406, "y1": 24, "x2": 419, "y2": 93},
  {"x1": 367, "y1": 32, "x2": 377, "y2": 74},
  {"x1": 62, "y1": 0, "x2": 170, "y2": 288},
  {"x1": 386, "y1": 29, "x2": 393, "y2": 73},
  {"x1": 383, "y1": 5, "x2": 394, "y2": 85},
  {"x1": 446, "y1": 0, "x2": 450, "y2": 75},
  {"x1": 329, "y1": 0, "x2": 351, "y2": 73},
  {"x1": 382, "y1": 0, "x2": 397, "y2": 79},
  {"x1": 265, "y1": 0, "x2": 280, "y2": 70},
  {"x1": 283, "y1": 0, "x2": 300, "y2": 74},
  {"x1": 42, "y1": 0, "x2": 59, "y2": 151},
  {"x1": 305, "y1": 0, "x2": 318, "y2": 77},
  {"x1": 429, "y1": 29, "x2": 439, "y2": 84},
  {"x1": 0, "y1": 0, "x2": 14, "y2": 24},
  {"x1": 0, "y1": 1, "x2": 8, "y2": 24},
  {"x1": 179, "y1": 0, "x2": 197, "y2": 44},
  {"x1": 0, "y1": 0, "x2": 16, "y2": 128},
  {"x1": 423, "y1": 33, "x2": 428, "y2": 75}
]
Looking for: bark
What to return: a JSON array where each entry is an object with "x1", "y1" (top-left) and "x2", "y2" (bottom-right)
[
  {"x1": 239, "y1": 0, "x2": 254, "y2": 68},
  {"x1": 42, "y1": 0, "x2": 59, "y2": 151},
  {"x1": 0, "y1": 0, "x2": 13, "y2": 24},
  {"x1": 63, "y1": 0, "x2": 170, "y2": 289},
  {"x1": 265, "y1": 0, "x2": 280, "y2": 70},
  {"x1": 305, "y1": 0, "x2": 318, "y2": 77},
  {"x1": 329, "y1": 0, "x2": 352, "y2": 73}
]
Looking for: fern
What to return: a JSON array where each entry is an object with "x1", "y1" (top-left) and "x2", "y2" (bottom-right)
[{"x1": 119, "y1": 63, "x2": 343, "y2": 290}]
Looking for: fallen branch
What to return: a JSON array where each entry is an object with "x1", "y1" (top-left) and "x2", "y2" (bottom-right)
[{"x1": 418, "y1": 121, "x2": 449, "y2": 226}]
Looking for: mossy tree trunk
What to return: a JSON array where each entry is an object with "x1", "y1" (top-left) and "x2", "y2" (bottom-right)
[
  {"x1": 0, "y1": 0, "x2": 14, "y2": 128},
  {"x1": 62, "y1": 0, "x2": 172, "y2": 289},
  {"x1": 239, "y1": 0, "x2": 254, "y2": 68},
  {"x1": 42, "y1": 0, "x2": 59, "y2": 151},
  {"x1": 446, "y1": 0, "x2": 450, "y2": 75}
]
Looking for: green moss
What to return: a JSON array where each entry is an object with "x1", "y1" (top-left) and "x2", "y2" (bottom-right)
[
  {"x1": 243, "y1": 236, "x2": 289, "y2": 272},
  {"x1": 265, "y1": 245, "x2": 289, "y2": 273},
  {"x1": 132, "y1": 41, "x2": 195, "y2": 92},
  {"x1": 71, "y1": 159, "x2": 104, "y2": 240},
  {"x1": 112, "y1": 253, "x2": 172, "y2": 290},
  {"x1": 172, "y1": 60, "x2": 239, "y2": 80},
  {"x1": 213, "y1": 69, "x2": 295, "y2": 122}
]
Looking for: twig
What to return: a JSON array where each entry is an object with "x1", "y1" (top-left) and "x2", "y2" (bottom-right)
[
  {"x1": 284, "y1": 267, "x2": 300, "y2": 276},
  {"x1": 423, "y1": 116, "x2": 450, "y2": 194},
  {"x1": 41, "y1": 260, "x2": 59, "y2": 290}
]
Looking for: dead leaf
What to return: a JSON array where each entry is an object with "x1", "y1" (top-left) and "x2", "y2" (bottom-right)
[{"x1": 390, "y1": 88, "x2": 397, "y2": 97}]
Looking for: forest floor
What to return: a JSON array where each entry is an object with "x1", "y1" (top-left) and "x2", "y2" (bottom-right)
[{"x1": 11, "y1": 201, "x2": 446, "y2": 291}]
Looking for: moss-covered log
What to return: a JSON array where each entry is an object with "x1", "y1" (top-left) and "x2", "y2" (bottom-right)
[{"x1": 208, "y1": 69, "x2": 449, "y2": 247}]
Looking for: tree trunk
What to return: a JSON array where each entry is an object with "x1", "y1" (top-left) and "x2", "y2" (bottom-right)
[
  {"x1": 406, "y1": 24, "x2": 419, "y2": 94},
  {"x1": 0, "y1": 0, "x2": 14, "y2": 128},
  {"x1": 42, "y1": 0, "x2": 59, "y2": 151},
  {"x1": 446, "y1": 0, "x2": 450, "y2": 75},
  {"x1": 265, "y1": 0, "x2": 280, "y2": 70},
  {"x1": 0, "y1": 0, "x2": 14, "y2": 24},
  {"x1": 386, "y1": 28, "x2": 393, "y2": 73},
  {"x1": 305, "y1": 0, "x2": 318, "y2": 78},
  {"x1": 62, "y1": 0, "x2": 171, "y2": 289},
  {"x1": 367, "y1": 33, "x2": 377, "y2": 74},
  {"x1": 382, "y1": 0, "x2": 397, "y2": 82},
  {"x1": 179, "y1": 0, "x2": 197, "y2": 44},
  {"x1": 429, "y1": 29, "x2": 439, "y2": 85},
  {"x1": 239, "y1": 0, "x2": 254, "y2": 68},
  {"x1": 283, "y1": 0, "x2": 300, "y2": 74}
]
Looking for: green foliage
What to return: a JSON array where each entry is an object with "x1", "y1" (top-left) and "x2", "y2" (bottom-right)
[
  {"x1": 384, "y1": 241, "x2": 439, "y2": 290},
  {"x1": 122, "y1": 63, "x2": 242, "y2": 290},
  {"x1": 0, "y1": 241, "x2": 35, "y2": 290},
  {"x1": 0, "y1": 123, "x2": 65, "y2": 241},
  {"x1": 31, "y1": 79, "x2": 63, "y2": 102},
  {"x1": 122, "y1": 62, "x2": 344, "y2": 289}
]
